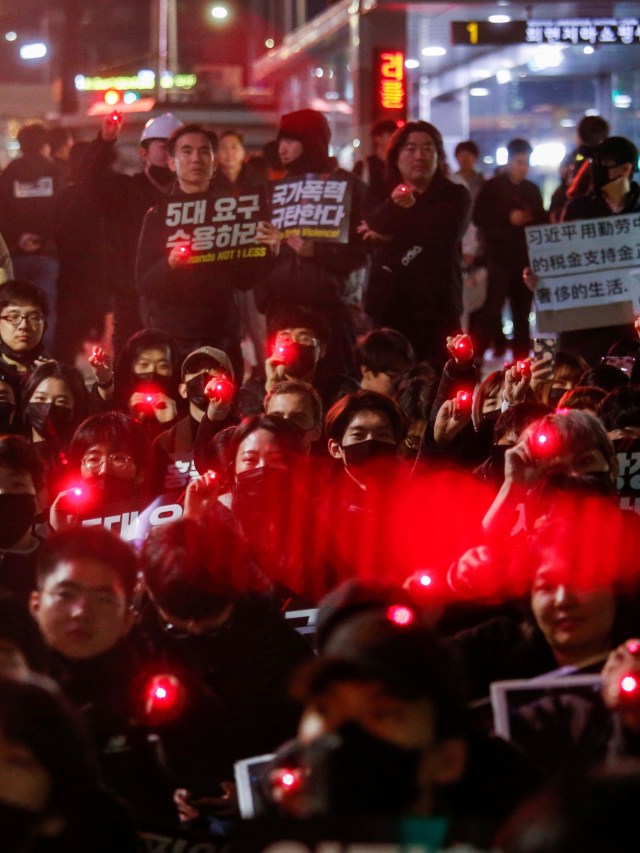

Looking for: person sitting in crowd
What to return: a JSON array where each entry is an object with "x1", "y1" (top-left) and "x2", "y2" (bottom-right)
[
  {"x1": 0, "y1": 279, "x2": 51, "y2": 380},
  {"x1": 28, "y1": 527, "x2": 176, "y2": 834},
  {"x1": 152, "y1": 345, "x2": 239, "y2": 497},
  {"x1": 20, "y1": 361, "x2": 89, "y2": 498},
  {"x1": 137, "y1": 517, "x2": 312, "y2": 833},
  {"x1": 49, "y1": 410, "x2": 151, "y2": 533},
  {"x1": 0, "y1": 674, "x2": 140, "y2": 852},
  {"x1": 354, "y1": 327, "x2": 416, "y2": 398},
  {"x1": 0, "y1": 366, "x2": 20, "y2": 434},
  {"x1": 112, "y1": 328, "x2": 182, "y2": 440},
  {"x1": 0, "y1": 435, "x2": 47, "y2": 658}
]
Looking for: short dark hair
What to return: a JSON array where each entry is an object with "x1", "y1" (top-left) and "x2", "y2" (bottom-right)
[
  {"x1": 355, "y1": 328, "x2": 415, "y2": 375},
  {"x1": 264, "y1": 379, "x2": 323, "y2": 426},
  {"x1": 0, "y1": 279, "x2": 49, "y2": 317},
  {"x1": 579, "y1": 364, "x2": 629, "y2": 393},
  {"x1": 493, "y1": 402, "x2": 552, "y2": 444},
  {"x1": 141, "y1": 517, "x2": 253, "y2": 619},
  {"x1": 578, "y1": 114, "x2": 609, "y2": 147},
  {"x1": 37, "y1": 527, "x2": 139, "y2": 602},
  {"x1": 47, "y1": 127, "x2": 72, "y2": 155},
  {"x1": 597, "y1": 385, "x2": 640, "y2": 432},
  {"x1": 69, "y1": 411, "x2": 150, "y2": 473},
  {"x1": 17, "y1": 123, "x2": 49, "y2": 156},
  {"x1": 229, "y1": 413, "x2": 304, "y2": 478},
  {"x1": 386, "y1": 120, "x2": 449, "y2": 183},
  {"x1": 267, "y1": 305, "x2": 330, "y2": 346},
  {"x1": 507, "y1": 138, "x2": 533, "y2": 159},
  {"x1": 556, "y1": 386, "x2": 607, "y2": 412},
  {"x1": 219, "y1": 129, "x2": 244, "y2": 147},
  {"x1": 167, "y1": 123, "x2": 218, "y2": 157},
  {"x1": 21, "y1": 361, "x2": 89, "y2": 425},
  {"x1": 455, "y1": 140, "x2": 480, "y2": 159},
  {"x1": 0, "y1": 434, "x2": 46, "y2": 492},
  {"x1": 325, "y1": 390, "x2": 408, "y2": 445},
  {"x1": 371, "y1": 120, "x2": 398, "y2": 139}
]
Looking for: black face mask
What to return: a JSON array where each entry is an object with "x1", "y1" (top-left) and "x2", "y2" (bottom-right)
[
  {"x1": 25, "y1": 402, "x2": 73, "y2": 440},
  {"x1": 342, "y1": 439, "x2": 398, "y2": 483},
  {"x1": 283, "y1": 343, "x2": 317, "y2": 379},
  {"x1": 185, "y1": 373, "x2": 214, "y2": 412},
  {"x1": 148, "y1": 164, "x2": 175, "y2": 186},
  {"x1": 134, "y1": 372, "x2": 172, "y2": 392},
  {"x1": 0, "y1": 493, "x2": 36, "y2": 548},
  {"x1": 91, "y1": 473, "x2": 136, "y2": 506},
  {"x1": 233, "y1": 467, "x2": 290, "y2": 532},
  {"x1": 329, "y1": 721, "x2": 422, "y2": 814},
  {"x1": 591, "y1": 161, "x2": 615, "y2": 190},
  {"x1": 0, "y1": 801, "x2": 45, "y2": 852},
  {"x1": 0, "y1": 400, "x2": 16, "y2": 431}
]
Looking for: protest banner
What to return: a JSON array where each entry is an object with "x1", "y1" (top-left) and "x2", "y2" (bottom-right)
[
  {"x1": 271, "y1": 175, "x2": 351, "y2": 242},
  {"x1": 157, "y1": 191, "x2": 267, "y2": 264},
  {"x1": 525, "y1": 213, "x2": 640, "y2": 332}
]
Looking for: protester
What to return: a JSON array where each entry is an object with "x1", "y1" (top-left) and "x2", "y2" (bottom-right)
[
  {"x1": 0, "y1": 280, "x2": 51, "y2": 380},
  {"x1": 364, "y1": 120, "x2": 471, "y2": 368}
]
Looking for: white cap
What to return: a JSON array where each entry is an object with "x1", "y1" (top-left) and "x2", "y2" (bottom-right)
[{"x1": 140, "y1": 113, "x2": 183, "y2": 144}]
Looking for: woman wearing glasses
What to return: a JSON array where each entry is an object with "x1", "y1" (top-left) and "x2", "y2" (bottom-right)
[{"x1": 49, "y1": 410, "x2": 150, "y2": 531}]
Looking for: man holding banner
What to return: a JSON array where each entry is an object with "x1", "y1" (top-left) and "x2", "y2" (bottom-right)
[
  {"x1": 525, "y1": 136, "x2": 640, "y2": 365},
  {"x1": 136, "y1": 123, "x2": 278, "y2": 380},
  {"x1": 255, "y1": 109, "x2": 367, "y2": 380}
]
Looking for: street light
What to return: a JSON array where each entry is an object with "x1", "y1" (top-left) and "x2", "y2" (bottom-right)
[
  {"x1": 210, "y1": 4, "x2": 229, "y2": 21},
  {"x1": 20, "y1": 42, "x2": 47, "y2": 60}
]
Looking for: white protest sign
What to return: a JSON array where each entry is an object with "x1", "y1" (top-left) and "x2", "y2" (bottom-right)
[{"x1": 525, "y1": 213, "x2": 640, "y2": 332}]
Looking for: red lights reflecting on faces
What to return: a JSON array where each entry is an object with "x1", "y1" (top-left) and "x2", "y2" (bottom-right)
[{"x1": 387, "y1": 604, "x2": 414, "y2": 626}]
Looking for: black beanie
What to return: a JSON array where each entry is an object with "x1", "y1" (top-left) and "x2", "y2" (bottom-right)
[
  {"x1": 277, "y1": 109, "x2": 331, "y2": 173},
  {"x1": 595, "y1": 136, "x2": 638, "y2": 172}
]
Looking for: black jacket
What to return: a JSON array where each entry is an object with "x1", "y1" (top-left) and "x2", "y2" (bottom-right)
[
  {"x1": 366, "y1": 173, "x2": 471, "y2": 328},
  {"x1": 473, "y1": 172, "x2": 546, "y2": 267},
  {"x1": 0, "y1": 153, "x2": 64, "y2": 255}
]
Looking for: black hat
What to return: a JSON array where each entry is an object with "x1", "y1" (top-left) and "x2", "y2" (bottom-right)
[
  {"x1": 277, "y1": 109, "x2": 331, "y2": 172},
  {"x1": 595, "y1": 137, "x2": 639, "y2": 171}
]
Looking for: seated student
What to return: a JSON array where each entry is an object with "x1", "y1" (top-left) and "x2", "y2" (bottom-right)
[
  {"x1": 354, "y1": 327, "x2": 416, "y2": 398},
  {"x1": 447, "y1": 487, "x2": 640, "y2": 702},
  {"x1": 49, "y1": 410, "x2": 150, "y2": 534},
  {"x1": 138, "y1": 517, "x2": 312, "y2": 821},
  {"x1": 0, "y1": 675, "x2": 140, "y2": 852},
  {"x1": 263, "y1": 602, "x2": 533, "y2": 847},
  {"x1": 321, "y1": 390, "x2": 410, "y2": 587},
  {"x1": 112, "y1": 328, "x2": 182, "y2": 441},
  {"x1": 187, "y1": 413, "x2": 318, "y2": 603},
  {"x1": 0, "y1": 365, "x2": 20, "y2": 433},
  {"x1": 20, "y1": 360, "x2": 89, "y2": 498},
  {"x1": 264, "y1": 379, "x2": 323, "y2": 454},
  {"x1": 152, "y1": 345, "x2": 240, "y2": 497},
  {"x1": 0, "y1": 435, "x2": 47, "y2": 659},
  {"x1": 0, "y1": 279, "x2": 50, "y2": 380},
  {"x1": 28, "y1": 527, "x2": 176, "y2": 833},
  {"x1": 395, "y1": 367, "x2": 439, "y2": 458},
  {"x1": 239, "y1": 306, "x2": 353, "y2": 415}
]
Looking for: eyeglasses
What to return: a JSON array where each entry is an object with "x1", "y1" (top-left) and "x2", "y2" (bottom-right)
[
  {"x1": 81, "y1": 452, "x2": 133, "y2": 471},
  {"x1": 275, "y1": 332, "x2": 319, "y2": 348},
  {"x1": 0, "y1": 312, "x2": 45, "y2": 327}
]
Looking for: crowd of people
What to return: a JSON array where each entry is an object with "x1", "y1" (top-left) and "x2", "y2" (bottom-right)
[{"x1": 0, "y1": 107, "x2": 640, "y2": 850}]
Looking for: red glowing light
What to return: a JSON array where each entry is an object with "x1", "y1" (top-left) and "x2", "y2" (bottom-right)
[
  {"x1": 280, "y1": 771, "x2": 297, "y2": 788},
  {"x1": 621, "y1": 675, "x2": 639, "y2": 694},
  {"x1": 627, "y1": 641, "x2": 640, "y2": 655},
  {"x1": 537, "y1": 433, "x2": 548, "y2": 445},
  {"x1": 155, "y1": 686, "x2": 168, "y2": 700},
  {"x1": 205, "y1": 375, "x2": 234, "y2": 403},
  {"x1": 73, "y1": 488, "x2": 82, "y2": 497},
  {"x1": 146, "y1": 395, "x2": 153, "y2": 402},
  {"x1": 144, "y1": 674, "x2": 185, "y2": 722},
  {"x1": 387, "y1": 604, "x2": 414, "y2": 626},
  {"x1": 419, "y1": 573, "x2": 432, "y2": 587}
]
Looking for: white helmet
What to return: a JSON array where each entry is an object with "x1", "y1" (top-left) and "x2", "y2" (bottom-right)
[{"x1": 140, "y1": 113, "x2": 183, "y2": 144}]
